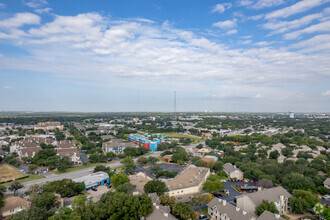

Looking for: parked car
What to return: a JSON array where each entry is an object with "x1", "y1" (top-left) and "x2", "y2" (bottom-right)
[
  {"x1": 91, "y1": 187, "x2": 97, "y2": 191},
  {"x1": 199, "y1": 215, "x2": 207, "y2": 219}
]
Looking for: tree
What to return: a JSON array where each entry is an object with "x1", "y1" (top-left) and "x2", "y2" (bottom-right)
[
  {"x1": 282, "y1": 173, "x2": 315, "y2": 192},
  {"x1": 0, "y1": 185, "x2": 6, "y2": 207},
  {"x1": 190, "y1": 193, "x2": 206, "y2": 210},
  {"x1": 97, "y1": 192, "x2": 152, "y2": 219},
  {"x1": 120, "y1": 156, "x2": 136, "y2": 174},
  {"x1": 257, "y1": 179, "x2": 274, "y2": 189},
  {"x1": 116, "y1": 182, "x2": 136, "y2": 194},
  {"x1": 147, "y1": 157, "x2": 159, "y2": 164},
  {"x1": 46, "y1": 179, "x2": 85, "y2": 197},
  {"x1": 110, "y1": 172, "x2": 129, "y2": 188},
  {"x1": 196, "y1": 144, "x2": 203, "y2": 149},
  {"x1": 269, "y1": 150, "x2": 280, "y2": 159},
  {"x1": 159, "y1": 194, "x2": 176, "y2": 207},
  {"x1": 255, "y1": 200, "x2": 279, "y2": 216},
  {"x1": 203, "y1": 174, "x2": 224, "y2": 194},
  {"x1": 172, "y1": 202, "x2": 195, "y2": 220},
  {"x1": 9, "y1": 181, "x2": 23, "y2": 196},
  {"x1": 137, "y1": 157, "x2": 148, "y2": 165},
  {"x1": 317, "y1": 186, "x2": 328, "y2": 195},
  {"x1": 28, "y1": 165, "x2": 38, "y2": 173},
  {"x1": 289, "y1": 190, "x2": 318, "y2": 213},
  {"x1": 144, "y1": 180, "x2": 169, "y2": 196}
]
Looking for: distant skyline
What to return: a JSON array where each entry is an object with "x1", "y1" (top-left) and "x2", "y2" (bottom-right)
[{"x1": 0, "y1": 0, "x2": 330, "y2": 112}]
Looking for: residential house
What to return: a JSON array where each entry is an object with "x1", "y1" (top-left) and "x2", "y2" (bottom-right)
[
  {"x1": 0, "y1": 197, "x2": 30, "y2": 218},
  {"x1": 166, "y1": 165, "x2": 210, "y2": 196},
  {"x1": 146, "y1": 193, "x2": 177, "y2": 220},
  {"x1": 102, "y1": 139, "x2": 138, "y2": 154},
  {"x1": 236, "y1": 186, "x2": 292, "y2": 215},
  {"x1": 324, "y1": 178, "x2": 330, "y2": 189},
  {"x1": 207, "y1": 198, "x2": 256, "y2": 220},
  {"x1": 201, "y1": 155, "x2": 218, "y2": 165},
  {"x1": 18, "y1": 146, "x2": 42, "y2": 158},
  {"x1": 257, "y1": 211, "x2": 285, "y2": 220},
  {"x1": 57, "y1": 140, "x2": 75, "y2": 148},
  {"x1": 223, "y1": 163, "x2": 243, "y2": 180},
  {"x1": 56, "y1": 148, "x2": 81, "y2": 164}
]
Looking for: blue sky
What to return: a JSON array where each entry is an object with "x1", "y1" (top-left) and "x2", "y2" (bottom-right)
[{"x1": 0, "y1": 0, "x2": 330, "y2": 112}]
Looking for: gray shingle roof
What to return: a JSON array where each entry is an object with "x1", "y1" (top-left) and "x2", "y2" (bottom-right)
[
  {"x1": 324, "y1": 178, "x2": 330, "y2": 185},
  {"x1": 257, "y1": 211, "x2": 285, "y2": 220},
  {"x1": 238, "y1": 186, "x2": 291, "y2": 206},
  {"x1": 211, "y1": 199, "x2": 256, "y2": 220},
  {"x1": 223, "y1": 163, "x2": 237, "y2": 173}
]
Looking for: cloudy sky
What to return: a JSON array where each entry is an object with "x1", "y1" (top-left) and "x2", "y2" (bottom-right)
[{"x1": 0, "y1": 0, "x2": 329, "y2": 112}]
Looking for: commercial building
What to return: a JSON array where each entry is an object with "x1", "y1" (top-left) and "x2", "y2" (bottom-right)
[
  {"x1": 223, "y1": 163, "x2": 243, "y2": 180},
  {"x1": 129, "y1": 172, "x2": 152, "y2": 195},
  {"x1": 129, "y1": 134, "x2": 167, "y2": 151},
  {"x1": 165, "y1": 165, "x2": 210, "y2": 196},
  {"x1": 34, "y1": 122, "x2": 64, "y2": 131},
  {"x1": 73, "y1": 171, "x2": 110, "y2": 190},
  {"x1": 236, "y1": 186, "x2": 292, "y2": 215},
  {"x1": 0, "y1": 197, "x2": 30, "y2": 218},
  {"x1": 289, "y1": 111, "x2": 295, "y2": 119}
]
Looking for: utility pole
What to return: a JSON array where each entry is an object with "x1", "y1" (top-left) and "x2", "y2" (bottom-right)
[{"x1": 174, "y1": 91, "x2": 177, "y2": 121}]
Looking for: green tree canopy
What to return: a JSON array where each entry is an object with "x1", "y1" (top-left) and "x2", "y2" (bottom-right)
[
  {"x1": 144, "y1": 180, "x2": 169, "y2": 196},
  {"x1": 255, "y1": 200, "x2": 279, "y2": 216}
]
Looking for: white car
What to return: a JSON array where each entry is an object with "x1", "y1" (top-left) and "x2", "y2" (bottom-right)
[
  {"x1": 322, "y1": 195, "x2": 330, "y2": 200},
  {"x1": 221, "y1": 179, "x2": 227, "y2": 183}
]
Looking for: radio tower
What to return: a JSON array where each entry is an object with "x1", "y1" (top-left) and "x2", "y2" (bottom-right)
[{"x1": 174, "y1": 91, "x2": 177, "y2": 121}]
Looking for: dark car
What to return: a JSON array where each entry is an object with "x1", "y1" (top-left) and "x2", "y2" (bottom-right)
[
  {"x1": 91, "y1": 187, "x2": 97, "y2": 191},
  {"x1": 199, "y1": 215, "x2": 207, "y2": 219}
]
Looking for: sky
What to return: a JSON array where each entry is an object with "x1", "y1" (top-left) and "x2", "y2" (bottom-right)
[{"x1": 0, "y1": 0, "x2": 330, "y2": 112}]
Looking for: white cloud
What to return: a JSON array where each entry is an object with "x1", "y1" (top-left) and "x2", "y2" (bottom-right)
[
  {"x1": 212, "y1": 3, "x2": 232, "y2": 13},
  {"x1": 35, "y1": 7, "x2": 52, "y2": 14},
  {"x1": 240, "y1": 40, "x2": 252, "y2": 44},
  {"x1": 254, "y1": 41, "x2": 275, "y2": 46},
  {"x1": 291, "y1": 34, "x2": 330, "y2": 52},
  {"x1": 0, "y1": 3, "x2": 6, "y2": 9},
  {"x1": 284, "y1": 20, "x2": 330, "y2": 39},
  {"x1": 226, "y1": 29, "x2": 238, "y2": 35},
  {"x1": 255, "y1": 93, "x2": 262, "y2": 98},
  {"x1": 0, "y1": 12, "x2": 329, "y2": 100},
  {"x1": 23, "y1": 0, "x2": 48, "y2": 8},
  {"x1": 321, "y1": 90, "x2": 330, "y2": 95},
  {"x1": 264, "y1": 12, "x2": 324, "y2": 35},
  {"x1": 237, "y1": 0, "x2": 253, "y2": 7},
  {"x1": 213, "y1": 19, "x2": 237, "y2": 29},
  {"x1": 3, "y1": 86, "x2": 12, "y2": 89},
  {"x1": 0, "y1": 13, "x2": 40, "y2": 29},
  {"x1": 251, "y1": 0, "x2": 285, "y2": 9},
  {"x1": 265, "y1": 0, "x2": 330, "y2": 19}
]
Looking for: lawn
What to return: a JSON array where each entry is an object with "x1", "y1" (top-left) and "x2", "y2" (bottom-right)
[
  {"x1": 2, "y1": 174, "x2": 45, "y2": 187},
  {"x1": 0, "y1": 164, "x2": 24, "y2": 182},
  {"x1": 50, "y1": 162, "x2": 107, "y2": 174},
  {"x1": 163, "y1": 132, "x2": 201, "y2": 143}
]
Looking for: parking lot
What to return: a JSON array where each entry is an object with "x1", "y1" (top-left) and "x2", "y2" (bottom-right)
[
  {"x1": 215, "y1": 179, "x2": 257, "y2": 205},
  {"x1": 85, "y1": 185, "x2": 112, "y2": 202}
]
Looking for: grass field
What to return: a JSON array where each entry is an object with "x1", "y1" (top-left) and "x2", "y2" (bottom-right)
[
  {"x1": 0, "y1": 164, "x2": 24, "y2": 182},
  {"x1": 163, "y1": 132, "x2": 202, "y2": 143},
  {"x1": 1, "y1": 174, "x2": 45, "y2": 187}
]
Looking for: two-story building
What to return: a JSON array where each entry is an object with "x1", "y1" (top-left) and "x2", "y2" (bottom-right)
[
  {"x1": 102, "y1": 139, "x2": 138, "y2": 154},
  {"x1": 223, "y1": 163, "x2": 243, "y2": 180},
  {"x1": 236, "y1": 186, "x2": 292, "y2": 215}
]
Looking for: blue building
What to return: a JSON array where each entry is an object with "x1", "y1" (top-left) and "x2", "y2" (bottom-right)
[{"x1": 73, "y1": 171, "x2": 110, "y2": 190}]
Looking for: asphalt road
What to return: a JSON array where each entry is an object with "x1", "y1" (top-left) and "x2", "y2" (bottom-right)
[{"x1": 18, "y1": 151, "x2": 162, "y2": 193}]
